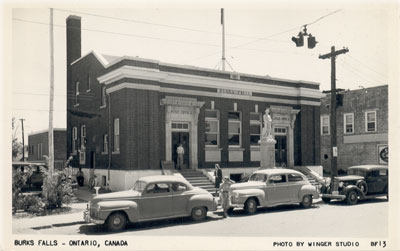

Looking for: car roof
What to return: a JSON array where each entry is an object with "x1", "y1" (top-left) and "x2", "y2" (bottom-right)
[
  {"x1": 348, "y1": 165, "x2": 388, "y2": 171},
  {"x1": 138, "y1": 175, "x2": 191, "y2": 185},
  {"x1": 252, "y1": 168, "x2": 303, "y2": 176}
]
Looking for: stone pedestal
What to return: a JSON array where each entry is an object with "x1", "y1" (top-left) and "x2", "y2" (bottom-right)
[{"x1": 259, "y1": 136, "x2": 276, "y2": 169}]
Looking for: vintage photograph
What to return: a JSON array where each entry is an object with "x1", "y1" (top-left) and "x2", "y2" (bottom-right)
[{"x1": 3, "y1": 1, "x2": 399, "y2": 250}]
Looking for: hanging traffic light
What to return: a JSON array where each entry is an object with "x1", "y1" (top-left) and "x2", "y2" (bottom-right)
[
  {"x1": 291, "y1": 32, "x2": 304, "y2": 47},
  {"x1": 308, "y1": 34, "x2": 318, "y2": 49}
]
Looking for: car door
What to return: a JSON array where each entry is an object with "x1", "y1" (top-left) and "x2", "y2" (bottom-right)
[
  {"x1": 171, "y1": 182, "x2": 191, "y2": 215},
  {"x1": 139, "y1": 182, "x2": 173, "y2": 219},
  {"x1": 374, "y1": 169, "x2": 388, "y2": 193},
  {"x1": 365, "y1": 170, "x2": 379, "y2": 193},
  {"x1": 286, "y1": 173, "x2": 305, "y2": 202},
  {"x1": 265, "y1": 174, "x2": 289, "y2": 205}
]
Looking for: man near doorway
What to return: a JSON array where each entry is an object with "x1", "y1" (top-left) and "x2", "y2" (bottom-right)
[{"x1": 176, "y1": 144, "x2": 184, "y2": 170}]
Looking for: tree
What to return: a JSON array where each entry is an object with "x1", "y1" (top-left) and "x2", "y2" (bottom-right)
[{"x1": 12, "y1": 118, "x2": 23, "y2": 159}]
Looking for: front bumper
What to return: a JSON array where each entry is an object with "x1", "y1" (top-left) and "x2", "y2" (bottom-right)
[
  {"x1": 321, "y1": 193, "x2": 346, "y2": 200},
  {"x1": 84, "y1": 210, "x2": 105, "y2": 225}
]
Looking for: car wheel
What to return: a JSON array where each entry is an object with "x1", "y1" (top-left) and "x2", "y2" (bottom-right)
[
  {"x1": 244, "y1": 198, "x2": 257, "y2": 214},
  {"x1": 191, "y1": 207, "x2": 207, "y2": 221},
  {"x1": 346, "y1": 190, "x2": 358, "y2": 205},
  {"x1": 106, "y1": 212, "x2": 127, "y2": 232},
  {"x1": 322, "y1": 197, "x2": 331, "y2": 203},
  {"x1": 356, "y1": 180, "x2": 368, "y2": 194},
  {"x1": 301, "y1": 195, "x2": 313, "y2": 208}
]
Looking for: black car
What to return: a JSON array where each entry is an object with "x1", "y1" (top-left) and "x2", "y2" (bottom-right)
[{"x1": 321, "y1": 165, "x2": 388, "y2": 205}]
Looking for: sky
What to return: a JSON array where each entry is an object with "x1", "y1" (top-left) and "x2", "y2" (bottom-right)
[{"x1": 6, "y1": 1, "x2": 399, "y2": 144}]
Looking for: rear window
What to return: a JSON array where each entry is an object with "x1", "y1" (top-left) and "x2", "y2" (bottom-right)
[
  {"x1": 249, "y1": 173, "x2": 267, "y2": 182},
  {"x1": 347, "y1": 169, "x2": 366, "y2": 177},
  {"x1": 268, "y1": 174, "x2": 287, "y2": 184}
]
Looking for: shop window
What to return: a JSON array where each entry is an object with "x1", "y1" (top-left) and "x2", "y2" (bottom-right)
[
  {"x1": 321, "y1": 115, "x2": 330, "y2": 135},
  {"x1": 71, "y1": 127, "x2": 77, "y2": 155},
  {"x1": 250, "y1": 113, "x2": 261, "y2": 145},
  {"x1": 228, "y1": 111, "x2": 241, "y2": 146},
  {"x1": 101, "y1": 86, "x2": 106, "y2": 108},
  {"x1": 103, "y1": 134, "x2": 108, "y2": 154},
  {"x1": 344, "y1": 113, "x2": 354, "y2": 134},
  {"x1": 365, "y1": 111, "x2": 377, "y2": 132},
  {"x1": 205, "y1": 109, "x2": 219, "y2": 146},
  {"x1": 113, "y1": 118, "x2": 120, "y2": 153},
  {"x1": 75, "y1": 81, "x2": 80, "y2": 106}
]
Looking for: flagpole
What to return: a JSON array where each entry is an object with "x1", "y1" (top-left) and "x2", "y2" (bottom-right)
[{"x1": 221, "y1": 8, "x2": 226, "y2": 71}]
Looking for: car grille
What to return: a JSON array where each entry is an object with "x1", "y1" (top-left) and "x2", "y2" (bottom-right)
[{"x1": 90, "y1": 207, "x2": 97, "y2": 218}]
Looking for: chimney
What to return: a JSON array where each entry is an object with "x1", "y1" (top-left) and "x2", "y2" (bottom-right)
[{"x1": 66, "y1": 15, "x2": 81, "y2": 65}]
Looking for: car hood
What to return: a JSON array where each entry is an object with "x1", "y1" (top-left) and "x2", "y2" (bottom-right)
[
  {"x1": 93, "y1": 190, "x2": 141, "y2": 200},
  {"x1": 231, "y1": 181, "x2": 265, "y2": 190},
  {"x1": 335, "y1": 175, "x2": 364, "y2": 181}
]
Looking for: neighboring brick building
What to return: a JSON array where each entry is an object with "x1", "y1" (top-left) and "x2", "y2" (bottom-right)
[
  {"x1": 320, "y1": 85, "x2": 388, "y2": 174},
  {"x1": 27, "y1": 128, "x2": 67, "y2": 168},
  {"x1": 66, "y1": 15, "x2": 324, "y2": 191}
]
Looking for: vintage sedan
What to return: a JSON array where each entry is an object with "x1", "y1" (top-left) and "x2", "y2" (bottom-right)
[
  {"x1": 229, "y1": 169, "x2": 319, "y2": 214},
  {"x1": 321, "y1": 165, "x2": 388, "y2": 205},
  {"x1": 84, "y1": 175, "x2": 217, "y2": 231}
]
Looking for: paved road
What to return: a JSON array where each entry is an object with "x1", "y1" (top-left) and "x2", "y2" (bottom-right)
[{"x1": 13, "y1": 198, "x2": 388, "y2": 237}]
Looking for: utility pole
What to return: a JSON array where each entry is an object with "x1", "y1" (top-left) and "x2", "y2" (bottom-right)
[
  {"x1": 48, "y1": 8, "x2": 55, "y2": 176},
  {"x1": 221, "y1": 8, "x2": 226, "y2": 71},
  {"x1": 319, "y1": 46, "x2": 349, "y2": 181},
  {"x1": 20, "y1": 118, "x2": 25, "y2": 161}
]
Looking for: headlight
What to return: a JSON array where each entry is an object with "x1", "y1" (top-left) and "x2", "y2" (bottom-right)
[{"x1": 338, "y1": 182, "x2": 344, "y2": 188}]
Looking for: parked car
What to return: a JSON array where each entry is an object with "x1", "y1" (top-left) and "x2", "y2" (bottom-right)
[
  {"x1": 321, "y1": 165, "x2": 388, "y2": 205},
  {"x1": 12, "y1": 161, "x2": 47, "y2": 191},
  {"x1": 84, "y1": 175, "x2": 218, "y2": 231},
  {"x1": 229, "y1": 169, "x2": 319, "y2": 214}
]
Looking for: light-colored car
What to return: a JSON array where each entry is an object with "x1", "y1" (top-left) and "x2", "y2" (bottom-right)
[
  {"x1": 84, "y1": 175, "x2": 217, "y2": 231},
  {"x1": 229, "y1": 169, "x2": 319, "y2": 214}
]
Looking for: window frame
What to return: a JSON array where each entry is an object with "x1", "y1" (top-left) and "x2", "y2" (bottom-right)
[
  {"x1": 343, "y1": 113, "x2": 354, "y2": 134},
  {"x1": 365, "y1": 110, "x2": 377, "y2": 132},
  {"x1": 103, "y1": 134, "x2": 109, "y2": 154},
  {"x1": 75, "y1": 81, "x2": 80, "y2": 106},
  {"x1": 80, "y1": 125, "x2": 86, "y2": 150},
  {"x1": 249, "y1": 112, "x2": 262, "y2": 146},
  {"x1": 86, "y1": 75, "x2": 91, "y2": 92},
  {"x1": 72, "y1": 126, "x2": 77, "y2": 155},
  {"x1": 228, "y1": 111, "x2": 242, "y2": 147},
  {"x1": 100, "y1": 86, "x2": 107, "y2": 108},
  {"x1": 205, "y1": 109, "x2": 220, "y2": 147},
  {"x1": 321, "y1": 115, "x2": 330, "y2": 135}
]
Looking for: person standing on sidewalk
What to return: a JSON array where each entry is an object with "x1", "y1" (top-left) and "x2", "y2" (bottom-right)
[
  {"x1": 214, "y1": 164, "x2": 223, "y2": 193},
  {"x1": 176, "y1": 144, "x2": 184, "y2": 170},
  {"x1": 220, "y1": 177, "x2": 234, "y2": 218}
]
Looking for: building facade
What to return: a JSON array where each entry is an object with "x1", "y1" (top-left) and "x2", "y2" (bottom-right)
[
  {"x1": 320, "y1": 85, "x2": 388, "y2": 174},
  {"x1": 66, "y1": 15, "x2": 324, "y2": 191},
  {"x1": 27, "y1": 128, "x2": 67, "y2": 168}
]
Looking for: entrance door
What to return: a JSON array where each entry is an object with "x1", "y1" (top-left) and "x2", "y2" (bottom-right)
[
  {"x1": 172, "y1": 132, "x2": 189, "y2": 169},
  {"x1": 275, "y1": 136, "x2": 287, "y2": 167}
]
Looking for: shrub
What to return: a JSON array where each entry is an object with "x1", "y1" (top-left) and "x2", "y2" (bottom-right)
[
  {"x1": 23, "y1": 195, "x2": 45, "y2": 214},
  {"x1": 12, "y1": 168, "x2": 32, "y2": 212},
  {"x1": 42, "y1": 169, "x2": 74, "y2": 209}
]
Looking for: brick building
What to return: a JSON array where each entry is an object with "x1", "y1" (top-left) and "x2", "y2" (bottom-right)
[
  {"x1": 66, "y1": 15, "x2": 324, "y2": 191},
  {"x1": 320, "y1": 85, "x2": 388, "y2": 174},
  {"x1": 27, "y1": 128, "x2": 67, "y2": 168}
]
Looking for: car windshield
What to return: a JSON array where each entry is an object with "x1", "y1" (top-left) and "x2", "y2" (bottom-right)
[
  {"x1": 248, "y1": 173, "x2": 267, "y2": 182},
  {"x1": 132, "y1": 180, "x2": 147, "y2": 192},
  {"x1": 347, "y1": 169, "x2": 366, "y2": 177}
]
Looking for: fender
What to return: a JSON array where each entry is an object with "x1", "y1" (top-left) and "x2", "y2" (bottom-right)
[
  {"x1": 341, "y1": 185, "x2": 364, "y2": 198},
  {"x1": 97, "y1": 200, "x2": 139, "y2": 222},
  {"x1": 298, "y1": 184, "x2": 320, "y2": 200},
  {"x1": 232, "y1": 188, "x2": 265, "y2": 205},
  {"x1": 188, "y1": 193, "x2": 215, "y2": 212}
]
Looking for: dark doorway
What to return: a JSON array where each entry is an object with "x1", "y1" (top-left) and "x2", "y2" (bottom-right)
[
  {"x1": 275, "y1": 136, "x2": 287, "y2": 167},
  {"x1": 172, "y1": 132, "x2": 189, "y2": 169},
  {"x1": 90, "y1": 151, "x2": 96, "y2": 169}
]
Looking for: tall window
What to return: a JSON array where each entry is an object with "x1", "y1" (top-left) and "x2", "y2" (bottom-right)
[
  {"x1": 205, "y1": 109, "x2": 219, "y2": 146},
  {"x1": 101, "y1": 86, "x2": 107, "y2": 107},
  {"x1": 81, "y1": 125, "x2": 86, "y2": 150},
  {"x1": 344, "y1": 113, "x2": 354, "y2": 134},
  {"x1": 113, "y1": 118, "x2": 120, "y2": 152},
  {"x1": 250, "y1": 113, "x2": 262, "y2": 145},
  {"x1": 75, "y1": 82, "x2": 80, "y2": 106},
  {"x1": 228, "y1": 112, "x2": 241, "y2": 146},
  {"x1": 365, "y1": 111, "x2": 377, "y2": 132},
  {"x1": 87, "y1": 75, "x2": 91, "y2": 91},
  {"x1": 72, "y1": 126, "x2": 77, "y2": 154},
  {"x1": 321, "y1": 115, "x2": 330, "y2": 135},
  {"x1": 103, "y1": 134, "x2": 108, "y2": 154}
]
